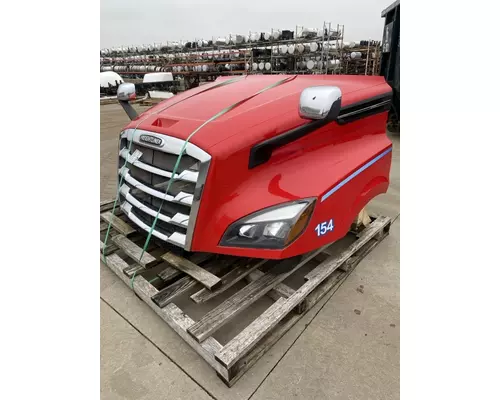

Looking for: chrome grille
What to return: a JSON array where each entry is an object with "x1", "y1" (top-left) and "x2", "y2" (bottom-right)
[{"x1": 117, "y1": 128, "x2": 211, "y2": 250}]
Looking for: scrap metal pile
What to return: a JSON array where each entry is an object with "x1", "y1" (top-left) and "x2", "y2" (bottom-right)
[{"x1": 100, "y1": 23, "x2": 381, "y2": 85}]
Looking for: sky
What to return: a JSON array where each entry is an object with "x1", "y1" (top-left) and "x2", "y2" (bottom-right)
[{"x1": 100, "y1": 0, "x2": 392, "y2": 49}]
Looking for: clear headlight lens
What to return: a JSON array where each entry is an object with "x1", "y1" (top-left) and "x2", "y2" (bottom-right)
[{"x1": 220, "y1": 198, "x2": 315, "y2": 249}]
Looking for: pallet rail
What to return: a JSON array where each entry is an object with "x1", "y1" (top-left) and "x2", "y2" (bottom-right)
[{"x1": 100, "y1": 199, "x2": 391, "y2": 386}]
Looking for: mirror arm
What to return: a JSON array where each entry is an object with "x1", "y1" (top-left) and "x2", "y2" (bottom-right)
[{"x1": 119, "y1": 100, "x2": 139, "y2": 120}]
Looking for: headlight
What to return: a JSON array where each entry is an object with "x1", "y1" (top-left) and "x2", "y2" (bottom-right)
[{"x1": 219, "y1": 198, "x2": 315, "y2": 249}]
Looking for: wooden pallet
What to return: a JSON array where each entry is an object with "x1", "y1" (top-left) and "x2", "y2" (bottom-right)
[{"x1": 100, "y1": 199, "x2": 392, "y2": 387}]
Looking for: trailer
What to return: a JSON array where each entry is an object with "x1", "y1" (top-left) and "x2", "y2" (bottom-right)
[{"x1": 380, "y1": 0, "x2": 400, "y2": 132}]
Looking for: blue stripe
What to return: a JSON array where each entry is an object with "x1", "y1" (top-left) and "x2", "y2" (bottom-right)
[{"x1": 320, "y1": 147, "x2": 392, "y2": 202}]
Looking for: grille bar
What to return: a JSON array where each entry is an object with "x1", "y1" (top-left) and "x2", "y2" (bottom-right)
[
  {"x1": 118, "y1": 129, "x2": 211, "y2": 250},
  {"x1": 120, "y1": 148, "x2": 199, "y2": 183},
  {"x1": 120, "y1": 185, "x2": 189, "y2": 228},
  {"x1": 121, "y1": 201, "x2": 187, "y2": 246},
  {"x1": 119, "y1": 167, "x2": 194, "y2": 206}
]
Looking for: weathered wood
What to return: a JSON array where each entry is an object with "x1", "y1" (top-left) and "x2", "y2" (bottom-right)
[
  {"x1": 216, "y1": 216, "x2": 391, "y2": 369},
  {"x1": 112, "y1": 234, "x2": 157, "y2": 268},
  {"x1": 157, "y1": 265, "x2": 183, "y2": 283},
  {"x1": 102, "y1": 252, "x2": 129, "y2": 271},
  {"x1": 245, "y1": 270, "x2": 295, "y2": 301},
  {"x1": 305, "y1": 216, "x2": 391, "y2": 280},
  {"x1": 190, "y1": 259, "x2": 268, "y2": 304},
  {"x1": 152, "y1": 275, "x2": 199, "y2": 308},
  {"x1": 226, "y1": 266, "x2": 349, "y2": 386},
  {"x1": 100, "y1": 238, "x2": 119, "y2": 256},
  {"x1": 188, "y1": 252, "x2": 215, "y2": 265},
  {"x1": 103, "y1": 253, "x2": 227, "y2": 380},
  {"x1": 351, "y1": 207, "x2": 371, "y2": 231},
  {"x1": 158, "y1": 255, "x2": 235, "y2": 284},
  {"x1": 123, "y1": 263, "x2": 145, "y2": 277},
  {"x1": 100, "y1": 211, "x2": 136, "y2": 236},
  {"x1": 100, "y1": 199, "x2": 116, "y2": 212},
  {"x1": 152, "y1": 259, "x2": 232, "y2": 308},
  {"x1": 162, "y1": 252, "x2": 221, "y2": 290},
  {"x1": 165, "y1": 303, "x2": 223, "y2": 354},
  {"x1": 100, "y1": 204, "x2": 391, "y2": 386},
  {"x1": 187, "y1": 247, "x2": 328, "y2": 343},
  {"x1": 216, "y1": 297, "x2": 287, "y2": 368}
]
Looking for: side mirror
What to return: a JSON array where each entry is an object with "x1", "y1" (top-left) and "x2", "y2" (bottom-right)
[
  {"x1": 117, "y1": 82, "x2": 137, "y2": 101},
  {"x1": 299, "y1": 86, "x2": 342, "y2": 122},
  {"x1": 117, "y1": 83, "x2": 138, "y2": 120}
]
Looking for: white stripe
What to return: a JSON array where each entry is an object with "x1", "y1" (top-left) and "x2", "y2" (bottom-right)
[{"x1": 321, "y1": 147, "x2": 392, "y2": 202}]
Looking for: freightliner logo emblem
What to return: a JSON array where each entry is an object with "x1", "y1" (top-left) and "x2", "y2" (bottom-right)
[{"x1": 139, "y1": 134, "x2": 163, "y2": 146}]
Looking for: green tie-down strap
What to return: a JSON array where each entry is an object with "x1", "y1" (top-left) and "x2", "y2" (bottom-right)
[
  {"x1": 138, "y1": 75, "x2": 297, "y2": 265},
  {"x1": 101, "y1": 76, "x2": 246, "y2": 265}
]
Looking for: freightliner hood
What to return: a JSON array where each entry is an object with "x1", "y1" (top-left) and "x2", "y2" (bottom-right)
[{"x1": 123, "y1": 75, "x2": 391, "y2": 154}]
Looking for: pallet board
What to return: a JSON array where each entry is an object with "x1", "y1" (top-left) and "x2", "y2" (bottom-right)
[{"x1": 100, "y1": 201, "x2": 391, "y2": 387}]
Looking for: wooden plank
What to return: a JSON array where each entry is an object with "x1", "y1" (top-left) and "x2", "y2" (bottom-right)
[
  {"x1": 351, "y1": 207, "x2": 371, "y2": 232},
  {"x1": 188, "y1": 252, "x2": 214, "y2": 265},
  {"x1": 123, "y1": 263, "x2": 144, "y2": 277},
  {"x1": 157, "y1": 264, "x2": 183, "y2": 283},
  {"x1": 216, "y1": 298, "x2": 287, "y2": 368},
  {"x1": 157, "y1": 254, "x2": 232, "y2": 284},
  {"x1": 162, "y1": 252, "x2": 221, "y2": 290},
  {"x1": 100, "y1": 240, "x2": 118, "y2": 256},
  {"x1": 165, "y1": 303, "x2": 223, "y2": 354},
  {"x1": 187, "y1": 246, "x2": 328, "y2": 343},
  {"x1": 112, "y1": 234, "x2": 157, "y2": 268},
  {"x1": 152, "y1": 259, "x2": 233, "y2": 308},
  {"x1": 190, "y1": 259, "x2": 268, "y2": 304},
  {"x1": 103, "y1": 253, "x2": 228, "y2": 380},
  {"x1": 100, "y1": 211, "x2": 135, "y2": 236},
  {"x1": 227, "y1": 268, "x2": 348, "y2": 386},
  {"x1": 100, "y1": 199, "x2": 116, "y2": 212},
  {"x1": 305, "y1": 216, "x2": 390, "y2": 280},
  {"x1": 245, "y1": 270, "x2": 295, "y2": 301},
  {"x1": 215, "y1": 216, "x2": 391, "y2": 369}
]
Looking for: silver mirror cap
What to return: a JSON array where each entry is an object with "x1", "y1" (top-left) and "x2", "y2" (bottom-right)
[
  {"x1": 117, "y1": 83, "x2": 137, "y2": 101},
  {"x1": 299, "y1": 86, "x2": 342, "y2": 120}
]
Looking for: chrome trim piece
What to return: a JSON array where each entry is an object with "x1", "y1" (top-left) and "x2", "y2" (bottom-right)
[
  {"x1": 121, "y1": 129, "x2": 211, "y2": 162},
  {"x1": 121, "y1": 201, "x2": 187, "y2": 246},
  {"x1": 119, "y1": 167, "x2": 194, "y2": 206},
  {"x1": 120, "y1": 148, "x2": 198, "y2": 183},
  {"x1": 338, "y1": 100, "x2": 392, "y2": 119},
  {"x1": 184, "y1": 158, "x2": 210, "y2": 250},
  {"x1": 120, "y1": 185, "x2": 189, "y2": 227}
]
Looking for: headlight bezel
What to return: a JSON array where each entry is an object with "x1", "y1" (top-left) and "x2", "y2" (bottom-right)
[{"x1": 219, "y1": 198, "x2": 316, "y2": 249}]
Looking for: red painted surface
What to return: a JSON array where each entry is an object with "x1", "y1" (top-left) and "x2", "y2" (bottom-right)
[{"x1": 123, "y1": 75, "x2": 392, "y2": 259}]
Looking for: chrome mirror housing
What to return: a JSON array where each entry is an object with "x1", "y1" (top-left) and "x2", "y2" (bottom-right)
[
  {"x1": 299, "y1": 86, "x2": 342, "y2": 121},
  {"x1": 117, "y1": 83, "x2": 138, "y2": 120},
  {"x1": 117, "y1": 82, "x2": 137, "y2": 101}
]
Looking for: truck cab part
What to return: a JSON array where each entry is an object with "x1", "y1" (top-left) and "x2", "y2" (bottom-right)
[{"x1": 116, "y1": 75, "x2": 392, "y2": 259}]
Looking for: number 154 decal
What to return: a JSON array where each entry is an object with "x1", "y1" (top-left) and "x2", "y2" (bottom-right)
[{"x1": 314, "y1": 219, "x2": 334, "y2": 237}]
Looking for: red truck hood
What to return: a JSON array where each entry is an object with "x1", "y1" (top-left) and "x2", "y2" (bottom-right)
[{"x1": 123, "y1": 75, "x2": 391, "y2": 152}]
